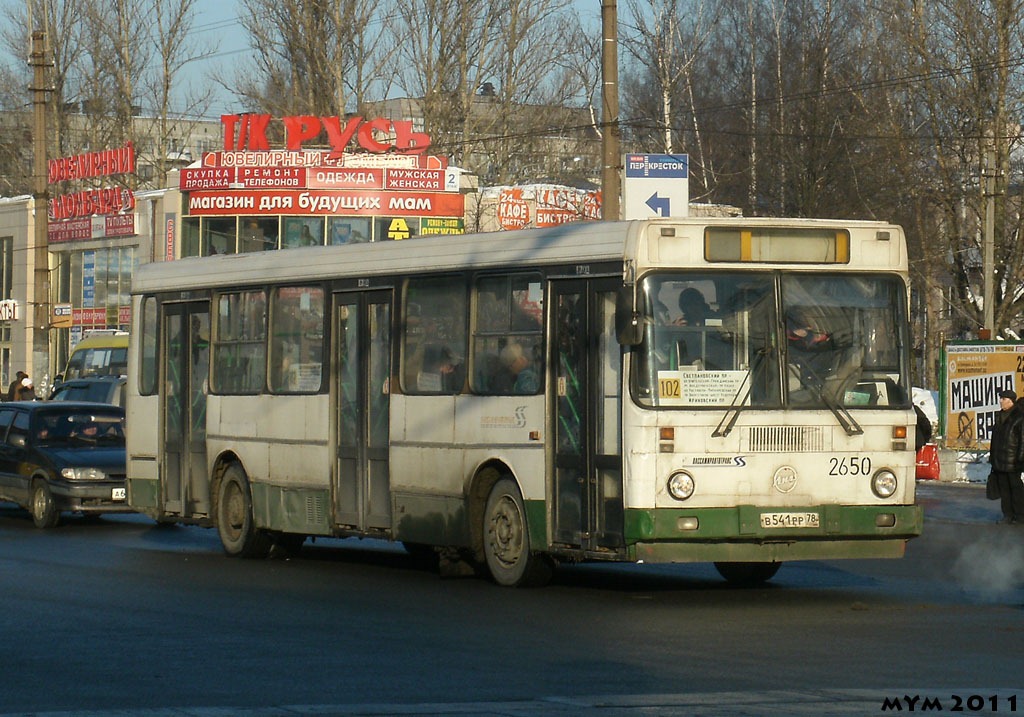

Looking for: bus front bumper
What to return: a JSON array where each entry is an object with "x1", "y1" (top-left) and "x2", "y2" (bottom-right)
[{"x1": 623, "y1": 504, "x2": 923, "y2": 563}]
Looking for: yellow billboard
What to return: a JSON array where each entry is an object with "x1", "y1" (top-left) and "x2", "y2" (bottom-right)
[{"x1": 943, "y1": 341, "x2": 1024, "y2": 451}]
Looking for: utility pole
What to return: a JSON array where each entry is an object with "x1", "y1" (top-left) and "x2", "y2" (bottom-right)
[
  {"x1": 29, "y1": 31, "x2": 50, "y2": 384},
  {"x1": 601, "y1": 0, "x2": 620, "y2": 221},
  {"x1": 983, "y1": 147, "x2": 995, "y2": 338}
]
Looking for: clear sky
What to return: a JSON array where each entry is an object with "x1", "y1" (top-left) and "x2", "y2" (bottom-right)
[{"x1": 189, "y1": 4, "x2": 252, "y2": 118}]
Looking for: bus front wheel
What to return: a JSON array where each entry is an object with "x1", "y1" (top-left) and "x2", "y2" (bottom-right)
[
  {"x1": 714, "y1": 561, "x2": 782, "y2": 586},
  {"x1": 216, "y1": 464, "x2": 271, "y2": 558},
  {"x1": 483, "y1": 478, "x2": 553, "y2": 587}
]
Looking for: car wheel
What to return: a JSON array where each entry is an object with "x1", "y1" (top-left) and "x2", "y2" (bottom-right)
[
  {"x1": 216, "y1": 463, "x2": 271, "y2": 558},
  {"x1": 483, "y1": 478, "x2": 553, "y2": 587},
  {"x1": 31, "y1": 480, "x2": 60, "y2": 529}
]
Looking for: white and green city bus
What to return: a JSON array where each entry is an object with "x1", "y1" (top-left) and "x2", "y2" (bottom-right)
[{"x1": 126, "y1": 217, "x2": 923, "y2": 586}]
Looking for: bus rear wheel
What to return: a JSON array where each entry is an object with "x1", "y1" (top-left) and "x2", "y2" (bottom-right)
[
  {"x1": 714, "y1": 561, "x2": 782, "y2": 586},
  {"x1": 216, "y1": 464, "x2": 271, "y2": 558},
  {"x1": 483, "y1": 478, "x2": 553, "y2": 587}
]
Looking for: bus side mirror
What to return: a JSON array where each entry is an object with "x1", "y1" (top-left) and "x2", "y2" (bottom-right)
[{"x1": 615, "y1": 287, "x2": 643, "y2": 346}]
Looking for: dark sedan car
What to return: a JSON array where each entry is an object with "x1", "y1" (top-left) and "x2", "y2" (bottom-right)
[{"x1": 0, "y1": 401, "x2": 129, "y2": 528}]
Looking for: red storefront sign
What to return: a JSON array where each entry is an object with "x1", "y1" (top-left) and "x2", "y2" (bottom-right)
[
  {"x1": 536, "y1": 187, "x2": 602, "y2": 223},
  {"x1": 73, "y1": 307, "x2": 108, "y2": 326},
  {"x1": 49, "y1": 214, "x2": 137, "y2": 243},
  {"x1": 236, "y1": 166, "x2": 306, "y2": 189},
  {"x1": 384, "y1": 168, "x2": 446, "y2": 192},
  {"x1": 105, "y1": 213, "x2": 136, "y2": 236},
  {"x1": 48, "y1": 143, "x2": 135, "y2": 183},
  {"x1": 187, "y1": 189, "x2": 464, "y2": 218},
  {"x1": 305, "y1": 167, "x2": 385, "y2": 190},
  {"x1": 180, "y1": 167, "x2": 235, "y2": 190},
  {"x1": 498, "y1": 189, "x2": 530, "y2": 230},
  {"x1": 48, "y1": 186, "x2": 135, "y2": 221},
  {"x1": 222, "y1": 114, "x2": 431, "y2": 156}
]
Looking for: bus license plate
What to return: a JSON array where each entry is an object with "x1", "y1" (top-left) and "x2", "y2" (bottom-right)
[
  {"x1": 760, "y1": 512, "x2": 819, "y2": 529},
  {"x1": 112, "y1": 488, "x2": 126, "y2": 501}
]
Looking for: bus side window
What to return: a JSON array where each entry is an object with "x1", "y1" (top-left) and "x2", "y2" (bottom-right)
[
  {"x1": 471, "y1": 273, "x2": 543, "y2": 395},
  {"x1": 140, "y1": 296, "x2": 158, "y2": 396},
  {"x1": 269, "y1": 286, "x2": 324, "y2": 393},
  {"x1": 402, "y1": 277, "x2": 467, "y2": 395},
  {"x1": 212, "y1": 290, "x2": 267, "y2": 394}
]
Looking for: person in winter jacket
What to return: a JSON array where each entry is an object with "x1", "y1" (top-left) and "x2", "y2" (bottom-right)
[{"x1": 988, "y1": 389, "x2": 1024, "y2": 523}]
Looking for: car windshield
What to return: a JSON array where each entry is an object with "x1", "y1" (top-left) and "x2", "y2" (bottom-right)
[
  {"x1": 632, "y1": 271, "x2": 911, "y2": 410},
  {"x1": 32, "y1": 410, "x2": 125, "y2": 445}
]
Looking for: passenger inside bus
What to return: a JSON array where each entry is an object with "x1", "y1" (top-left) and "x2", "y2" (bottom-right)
[
  {"x1": 496, "y1": 341, "x2": 540, "y2": 394},
  {"x1": 418, "y1": 344, "x2": 463, "y2": 392},
  {"x1": 673, "y1": 287, "x2": 716, "y2": 326},
  {"x1": 785, "y1": 306, "x2": 867, "y2": 401},
  {"x1": 786, "y1": 309, "x2": 833, "y2": 351}
]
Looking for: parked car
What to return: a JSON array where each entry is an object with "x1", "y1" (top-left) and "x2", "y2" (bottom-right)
[
  {"x1": 48, "y1": 376, "x2": 126, "y2": 407},
  {"x1": 0, "y1": 401, "x2": 129, "y2": 528}
]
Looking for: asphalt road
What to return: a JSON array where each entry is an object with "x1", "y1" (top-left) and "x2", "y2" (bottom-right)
[{"x1": 0, "y1": 480, "x2": 1020, "y2": 717}]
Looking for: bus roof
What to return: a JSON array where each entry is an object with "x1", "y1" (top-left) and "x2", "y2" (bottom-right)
[
  {"x1": 72, "y1": 333, "x2": 129, "y2": 348},
  {"x1": 132, "y1": 217, "x2": 903, "y2": 294}
]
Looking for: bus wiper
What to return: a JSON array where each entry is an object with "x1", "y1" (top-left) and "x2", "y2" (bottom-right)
[
  {"x1": 788, "y1": 362, "x2": 863, "y2": 436},
  {"x1": 713, "y1": 348, "x2": 768, "y2": 438}
]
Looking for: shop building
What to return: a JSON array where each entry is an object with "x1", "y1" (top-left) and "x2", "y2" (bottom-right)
[{"x1": 1, "y1": 112, "x2": 613, "y2": 391}]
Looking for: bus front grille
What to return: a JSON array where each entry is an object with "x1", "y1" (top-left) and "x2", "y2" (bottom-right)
[{"x1": 746, "y1": 425, "x2": 828, "y2": 452}]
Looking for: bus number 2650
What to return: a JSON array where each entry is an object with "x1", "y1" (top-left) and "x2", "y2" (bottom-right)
[{"x1": 829, "y1": 456, "x2": 871, "y2": 476}]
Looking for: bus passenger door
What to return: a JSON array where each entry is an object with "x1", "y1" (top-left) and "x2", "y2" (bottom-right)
[
  {"x1": 550, "y1": 279, "x2": 624, "y2": 553},
  {"x1": 161, "y1": 302, "x2": 210, "y2": 518},
  {"x1": 333, "y1": 291, "x2": 392, "y2": 531}
]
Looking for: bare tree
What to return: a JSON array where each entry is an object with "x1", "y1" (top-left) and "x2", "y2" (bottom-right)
[
  {"x1": 478, "y1": 0, "x2": 583, "y2": 184},
  {"x1": 880, "y1": 0, "x2": 1024, "y2": 382},
  {"x1": 387, "y1": 0, "x2": 589, "y2": 185},
  {"x1": 138, "y1": 0, "x2": 215, "y2": 186},
  {"x1": 0, "y1": 0, "x2": 90, "y2": 193},
  {"x1": 620, "y1": 0, "x2": 720, "y2": 199},
  {"x1": 549, "y1": 11, "x2": 604, "y2": 186},
  {"x1": 389, "y1": 0, "x2": 502, "y2": 168},
  {"x1": 77, "y1": 0, "x2": 150, "y2": 162},
  {"x1": 234, "y1": 0, "x2": 393, "y2": 121}
]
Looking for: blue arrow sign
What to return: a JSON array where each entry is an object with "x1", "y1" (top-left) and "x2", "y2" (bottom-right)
[{"x1": 646, "y1": 192, "x2": 670, "y2": 216}]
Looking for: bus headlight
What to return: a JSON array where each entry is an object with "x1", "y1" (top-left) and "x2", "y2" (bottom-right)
[
  {"x1": 871, "y1": 469, "x2": 898, "y2": 498},
  {"x1": 667, "y1": 470, "x2": 695, "y2": 501}
]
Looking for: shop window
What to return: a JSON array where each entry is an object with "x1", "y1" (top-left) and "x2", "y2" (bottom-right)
[
  {"x1": 282, "y1": 217, "x2": 324, "y2": 248},
  {"x1": 239, "y1": 217, "x2": 279, "y2": 252},
  {"x1": 268, "y1": 286, "x2": 324, "y2": 393},
  {"x1": 182, "y1": 217, "x2": 201, "y2": 258},
  {"x1": 328, "y1": 217, "x2": 371, "y2": 245},
  {"x1": 203, "y1": 217, "x2": 236, "y2": 256}
]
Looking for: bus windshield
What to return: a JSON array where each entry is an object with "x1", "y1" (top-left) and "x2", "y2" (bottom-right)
[{"x1": 633, "y1": 272, "x2": 910, "y2": 410}]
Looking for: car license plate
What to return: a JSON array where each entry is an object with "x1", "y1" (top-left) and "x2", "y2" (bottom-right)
[
  {"x1": 111, "y1": 487, "x2": 126, "y2": 501},
  {"x1": 760, "y1": 512, "x2": 819, "y2": 529}
]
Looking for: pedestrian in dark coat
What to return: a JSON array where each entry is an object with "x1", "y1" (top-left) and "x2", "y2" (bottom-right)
[
  {"x1": 988, "y1": 389, "x2": 1024, "y2": 523},
  {"x1": 15, "y1": 377, "x2": 36, "y2": 401},
  {"x1": 6, "y1": 370, "x2": 26, "y2": 401}
]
